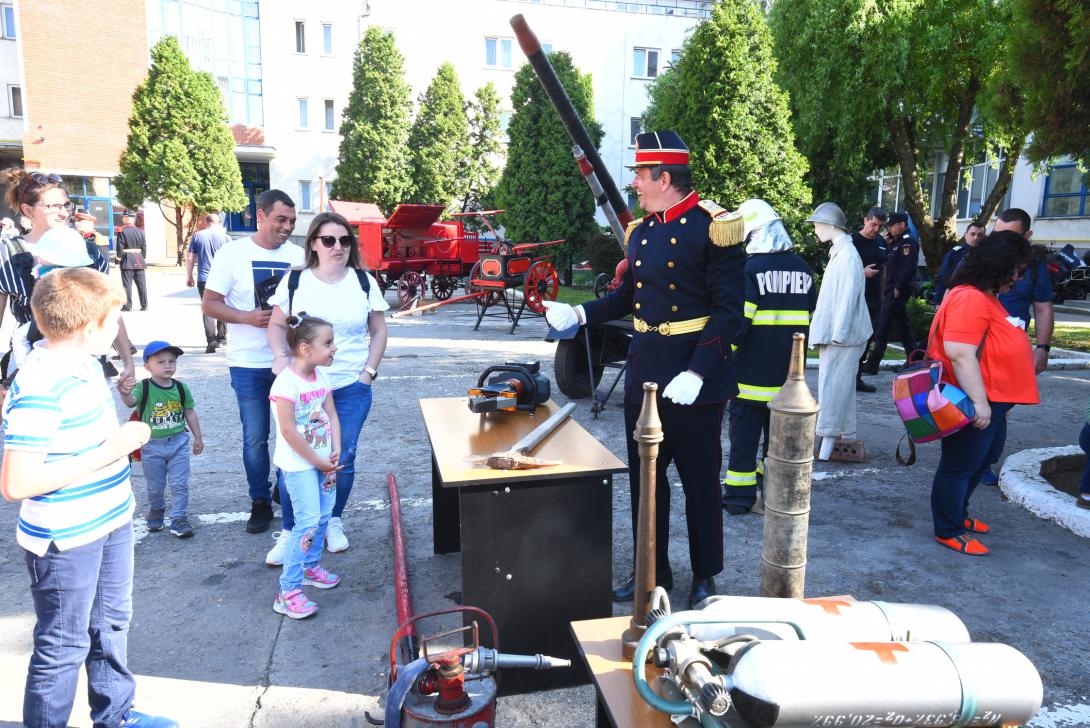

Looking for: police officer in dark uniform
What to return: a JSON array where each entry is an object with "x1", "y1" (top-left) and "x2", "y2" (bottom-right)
[
  {"x1": 862, "y1": 211, "x2": 919, "y2": 371},
  {"x1": 543, "y1": 131, "x2": 746, "y2": 608},
  {"x1": 852, "y1": 207, "x2": 888, "y2": 392},
  {"x1": 931, "y1": 219, "x2": 985, "y2": 304},
  {"x1": 722, "y1": 199, "x2": 815, "y2": 515}
]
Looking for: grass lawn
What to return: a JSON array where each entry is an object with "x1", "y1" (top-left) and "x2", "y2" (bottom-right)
[{"x1": 1030, "y1": 323, "x2": 1090, "y2": 353}]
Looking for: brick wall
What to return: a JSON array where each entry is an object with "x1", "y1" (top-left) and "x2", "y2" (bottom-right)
[{"x1": 19, "y1": 1, "x2": 148, "y2": 173}]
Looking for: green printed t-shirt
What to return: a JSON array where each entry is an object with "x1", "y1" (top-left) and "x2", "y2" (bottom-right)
[{"x1": 135, "y1": 379, "x2": 195, "y2": 438}]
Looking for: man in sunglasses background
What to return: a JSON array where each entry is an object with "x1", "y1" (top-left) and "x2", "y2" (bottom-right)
[
  {"x1": 116, "y1": 212, "x2": 149, "y2": 311},
  {"x1": 202, "y1": 189, "x2": 304, "y2": 534}
]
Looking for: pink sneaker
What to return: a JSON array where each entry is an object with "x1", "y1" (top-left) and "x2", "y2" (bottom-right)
[
  {"x1": 303, "y1": 565, "x2": 341, "y2": 590},
  {"x1": 273, "y1": 589, "x2": 317, "y2": 619}
]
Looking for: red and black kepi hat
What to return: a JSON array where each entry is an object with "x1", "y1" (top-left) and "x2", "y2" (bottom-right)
[{"x1": 628, "y1": 130, "x2": 690, "y2": 168}]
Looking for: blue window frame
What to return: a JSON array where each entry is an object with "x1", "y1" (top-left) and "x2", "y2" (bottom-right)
[
  {"x1": 485, "y1": 37, "x2": 496, "y2": 66},
  {"x1": 299, "y1": 180, "x2": 312, "y2": 212},
  {"x1": 324, "y1": 99, "x2": 335, "y2": 130},
  {"x1": 485, "y1": 37, "x2": 512, "y2": 68},
  {"x1": 322, "y1": 23, "x2": 332, "y2": 54},
  {"x1": 2, "y1": 5, "x2": 16, "y2": 39},
  {"x1": 298, "y1": 98, "x2": 308, "y2": 128},
  {"x1": 1041, "y1": 164, "x2": 1088, "y2": 217}
]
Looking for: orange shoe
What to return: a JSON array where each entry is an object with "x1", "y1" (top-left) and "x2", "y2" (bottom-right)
[
  {"x1": 935, "y1": 534, "x2": 989, "y2": 555},
  {"x1": 963, "y1": 517, "x2": 990, "y2": 534}
]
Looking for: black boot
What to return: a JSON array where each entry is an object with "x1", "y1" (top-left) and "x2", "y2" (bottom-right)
[
  {"x1": 688, "y1": 576, "x2": 717, "y2": 609},
  {"x1": 856, "y1": 376, "x2": 876, "y2": 393},
  {"x1": 611, "y1": 567, "x2": 673, "y2": 602}
]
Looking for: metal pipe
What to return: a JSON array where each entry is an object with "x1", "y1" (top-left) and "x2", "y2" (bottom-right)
[
  {"x1": 760, "y1": 333, "x2": 819, "y2": 598},
  {"x1": 510, "y1": 14, "x2": 633, "y2": 230},
  {"x1": 387, "y1": 473, "x2": 416, "y2": 664},
  {"x1": 574, "y1": 145, "x2": 627, "y2": 246},
  {"x1": 622, "y1": 382, "x2": 663, "y2": 659},
  {"x1": 510, "y1": 401, "x2": 576, "y2": 454}
]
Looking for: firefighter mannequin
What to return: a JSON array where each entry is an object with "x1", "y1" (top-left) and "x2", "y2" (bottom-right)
[
  {"x1": 543, "y1": 130, "x2": 745, "y2": 609},
  {"x1": 806, "y1": 202, "x2": 872, "y2": 461},
  {"x1": 723, "y1": 200, "x2": 816, "y2": 513}
]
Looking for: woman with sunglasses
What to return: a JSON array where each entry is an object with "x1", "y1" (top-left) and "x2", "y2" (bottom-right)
[
  {"x1": 925, "y1": 230, "x2": 1038, "y2": 556},
  {"x1": 0, "y1": 169, "x2": 137, "y2": 386},
  {"x1": 266, "y1": 211, "x2": 388, "y2": 558}
]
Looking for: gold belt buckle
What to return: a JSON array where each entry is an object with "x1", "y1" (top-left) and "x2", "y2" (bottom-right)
[
  {"x1": 634, "y1": 318, "x2": 649, "y2": 334},
  {"x1": 658, "y1": 321, "x2": 671, "y2": 336}
]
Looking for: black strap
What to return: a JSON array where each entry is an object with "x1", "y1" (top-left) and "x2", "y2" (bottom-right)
[
  {"x1": 287, "y1": 268, "x2": 370, "y2": 316},
  {"x1": 137, "y1": 378, "x2": 179, "y2": 420}
]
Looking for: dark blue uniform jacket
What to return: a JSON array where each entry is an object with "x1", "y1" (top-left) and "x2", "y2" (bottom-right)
[
  {"x1": 884, "y1": 232, "x2": 919, "y2": 296},
  {"x1": 581, "y1": 192, "x2": 745, "y2": 405}
]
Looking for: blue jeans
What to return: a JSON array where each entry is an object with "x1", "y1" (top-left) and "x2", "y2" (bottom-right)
[
  {"x1": 229, "y1": 366, "x2": 277, "y2": 503},
  {"x1": 931, "y1": 402, "x2": 1014, "y2": 538},
  {"x1": 1078, "y1": 423, "x2": 1090, "y2": 495},
  {"x1": 23, "y1": 523, "x2": 136, "y2": 728},
  {"x1": 140, "y1": 432, "x2": 190, "y2": 521},
  {"x1": 279, "y1": 468, "x2": 335, "y2": 593},
  {"x1": 279, "y1": 379, "x2": 373, "y2": 529}
]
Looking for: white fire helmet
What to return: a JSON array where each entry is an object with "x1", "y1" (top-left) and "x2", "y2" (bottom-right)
[
  {"x1": 738, "y1": 199, "x2": 780, "y2": 239},
  {"x1": 738, "y1": 199, "x2": 793, "y2": 255}
]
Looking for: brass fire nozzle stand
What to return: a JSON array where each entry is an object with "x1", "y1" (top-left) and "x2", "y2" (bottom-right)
[
  {"x1": 622, "y1": 382, "x2": 663, "y2": 659},
  {"x1": 760, "y1": 333, "x2": 819, "y2": 599}
]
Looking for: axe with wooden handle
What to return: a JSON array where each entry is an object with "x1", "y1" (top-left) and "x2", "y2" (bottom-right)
[{"x1": 463, "y1": 402, "x2": 576, "y2": 470}]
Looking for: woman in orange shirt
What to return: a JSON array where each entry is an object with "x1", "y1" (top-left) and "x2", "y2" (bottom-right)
[{"x1": 927, "y1": 230, "x2": 1038, "y2": 555}]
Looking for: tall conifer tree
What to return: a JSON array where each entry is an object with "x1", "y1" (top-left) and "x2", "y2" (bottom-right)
[{"x1": 407, "y1": 63, "x2": 471, "y2": 208}]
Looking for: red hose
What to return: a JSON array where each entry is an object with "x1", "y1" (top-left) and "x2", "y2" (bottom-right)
[{"x1": 388, "y1": 473, "x2": 414, "y2": 660}]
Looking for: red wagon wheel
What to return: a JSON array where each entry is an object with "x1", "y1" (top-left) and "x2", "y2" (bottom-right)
[
  {"x1": 430, "y1": 275, "x2": 456, "y2": 300},
  {"x1": 465, "y1": 261, "x2": 500, "y2": 306},
  {"x1": 397, "y1": 271, "x2": 425, "y2": 307},
  {"x1": 524, "y1": 260, "x2": 559, "y2": 314}
]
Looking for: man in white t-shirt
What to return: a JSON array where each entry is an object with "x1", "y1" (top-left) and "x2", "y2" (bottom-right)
[{"x1": 202, "y1": 190, "x2": 305, "y2": 534}]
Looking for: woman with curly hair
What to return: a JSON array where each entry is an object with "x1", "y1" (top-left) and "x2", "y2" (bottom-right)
[{"x1": 926, "y1": 230, "x2": 1038, "y2": 555}]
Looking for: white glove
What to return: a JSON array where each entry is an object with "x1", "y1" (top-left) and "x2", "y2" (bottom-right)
[
  {"x1": 542, "y1": 300, "x2": 583, "y2": 330},
  {"x1": 662, "y1": 371, "x2": 703, "y2": 406}
]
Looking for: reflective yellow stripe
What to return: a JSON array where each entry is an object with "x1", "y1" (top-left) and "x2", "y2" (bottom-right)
[
  {"x1": 756, "y1": 458, "x2": 765, "y2": 476},
  {"x1": 743, "y1": 301, "x2": 757, "y2": 319},
  {"x1": 737, "y1": 383, "x2": 780, "y2": 402},
  {"x1": 752, "y1": 309, "x2": 810, "y2": 326},
  {"x1": 723, "y1": 469, "x2": 757, "y2": 486}
]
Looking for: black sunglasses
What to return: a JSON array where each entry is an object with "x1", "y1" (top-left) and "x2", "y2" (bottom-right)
[
  {"x1": 316, "y1": 235, "x2": 353, "y2": 249},
  {"x1": 29, "y1": 172, "x2": 62, "y2": 185}
]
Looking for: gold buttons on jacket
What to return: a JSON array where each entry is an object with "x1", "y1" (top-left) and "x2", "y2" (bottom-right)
[
  {"x1": 649, "y1": 220, "x2": 655, "y2": 227},
  {"x1": 667, "y1": 261, "x2": 675, "y2": 268},
  {"x1": 635, "y1": 260, "x2": 642, "y2": 267},
  {"x1": 669, "y1": 283, "x2": 677, "y2": 290},
  {"x1": 641, "y1": 239, "x2": 647, "y2": 246},
  {"x1": 680, "y1": 217, "x2": 686, "y2": 224},
  {"x1": 671, "y1": 305, "x2": 678, "y2": 312},
  {"x1": 636, "y1": 282, "x2": 643, "y2": 288},
  {"x1": 635, "y1": 303, "x2": 641, "y2": 310},
  {"x1": 670, "y1": 237, "x2": 677, "y2": 245}
]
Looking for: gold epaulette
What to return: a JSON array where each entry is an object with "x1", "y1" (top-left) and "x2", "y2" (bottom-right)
[
  {"x1": 623, "y1": 219, "x2": 641, "y2": 247},
  {"x1": 697, "y1": 199, "x2": 744, "y2": 248}
]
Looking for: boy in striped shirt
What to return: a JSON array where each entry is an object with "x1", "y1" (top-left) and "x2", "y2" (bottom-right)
[{"x1": 0, "y1": 268, "x2": 176, "y2": 728}]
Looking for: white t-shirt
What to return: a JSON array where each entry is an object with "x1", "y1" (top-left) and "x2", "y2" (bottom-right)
[
  {"x1": 269, "y1": 367, "x2": 333, "y2": 472},
  {"x1": 268, "y1": 267, "x2": 389, "y2": 389},
  {"x1": 204, "y1": 237, "x2": 305, "y2": 368}
]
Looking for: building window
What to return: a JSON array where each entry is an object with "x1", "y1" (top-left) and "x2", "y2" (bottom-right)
[
  {"x1": 7, "y1": 85, "x2": 21, "y2": 118},
  {"x1": 298, "y1": 98, "x2": 308, "y2": 128},
  {"x1": 294, "y1": 20, "x2": 305, "y2": 53},
  {"x1": 670, "y1": 49, "x2": 682, "y2": 66},
  {"x1": 542, "y1": 42, "x2": 553, "y2": 54},
  {"x1": 633, "y1": 47, "x2": 659, "y2": 78},
  {"x1": 322, "y1": 23, "x2": 332, "y2": 54},
  {"x1": 299, "y1": 180, "x2": 312, "y2": 212},
  {"x1": 499, "y1": 111, "x2": 511, "y2": 135},
  {"x1": 629, "y1": 117, "x2": 642, "y2": 147},
  {"x1": 954, "y1": 151, "x2": 1010, "y2": 219},
  {"x1": 324, "y1": 99, "x2": 335, "y2": 130},
  {"x1": 1042, "y1": 164, "x2": 1088, "y2": 217},
  {"x1": 1, "y1": 4, "x2": 15, "y2": 39},
  {"x1": 485, "y1": 37, "x2": 513, "y2": 68}
]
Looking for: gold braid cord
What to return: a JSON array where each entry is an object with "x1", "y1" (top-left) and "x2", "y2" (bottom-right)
[
  {"x1": 697, "y1": 199, "x2": 744, "y2": 247},
  {"x1": 623, "y1": 219, "x2": 641, "y2": 247}
]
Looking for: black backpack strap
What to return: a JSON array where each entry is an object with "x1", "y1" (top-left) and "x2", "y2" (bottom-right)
[
  {"x1": 287, "y1": 269, "x2": 302, "y2": 315},
  {"x1": 137, "y1": 379, "x2": 152, "y2": 419},
  {"x1": 354, "y1": 268, "x2": 371, "y2": 295}
]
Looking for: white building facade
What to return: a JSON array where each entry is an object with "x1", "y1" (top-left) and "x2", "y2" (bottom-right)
[
  {"x1": 147, "y1": 0, "x2": 711, "y2": 241},
  {"x1": 0, "y1": 0, "x2": 24, "y2": 217}
]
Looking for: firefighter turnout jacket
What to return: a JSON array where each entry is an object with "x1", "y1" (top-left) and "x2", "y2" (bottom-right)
[
  {"x1": 734, "y1": 250, "x2": 816, "y2": 404},
  {"x1": 581, "y1": 192, "x2": 746, "y2": 405}
]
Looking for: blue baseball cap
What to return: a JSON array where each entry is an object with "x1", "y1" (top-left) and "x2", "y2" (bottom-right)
[{"x1": 143, "y1": 340, "x2": 184, "y2": 361}]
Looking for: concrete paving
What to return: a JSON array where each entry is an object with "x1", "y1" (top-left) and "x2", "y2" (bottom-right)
[{"x1": 1, "y1": 266, "x2": 1088, "y2": 727}]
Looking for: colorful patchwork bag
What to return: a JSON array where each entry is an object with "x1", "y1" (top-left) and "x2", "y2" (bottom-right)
[{"x1": 891, "y1": 351, "x2": 976, "y2": 466}]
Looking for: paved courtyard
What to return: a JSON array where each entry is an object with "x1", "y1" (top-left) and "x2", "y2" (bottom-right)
[{"x1": 0, "y1": 266, "x2": 1087, "y2": 727}]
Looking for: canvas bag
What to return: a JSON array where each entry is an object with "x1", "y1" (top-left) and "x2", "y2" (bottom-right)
[{"x1": 891, "y1": 350, "x2": 978, "y2": 466}]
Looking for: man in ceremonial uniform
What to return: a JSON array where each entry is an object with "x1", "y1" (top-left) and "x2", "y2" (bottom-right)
[{"x1": 543, "y1": 130, "x2": 745, "y2": 608}]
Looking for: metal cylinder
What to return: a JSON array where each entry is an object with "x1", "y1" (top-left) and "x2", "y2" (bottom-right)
[
  {"x1": 623, "y1": 382, "x2": 663, "y2": 659},
  {"x1": 727, "y1": 640, "x2": 1043, "y2": 728},
  {"x1": 761, "y1": 333, "x2": 819, "y2": 598},
  {"x1": 574, "y1": 144, "x2": 627, "y2": 246},
  {"x1": 687, "y1": 596, "x2": 970, "y2": 643},
  {"x1": 400, "y1": 675, "x2": 496, "y2": 728}
]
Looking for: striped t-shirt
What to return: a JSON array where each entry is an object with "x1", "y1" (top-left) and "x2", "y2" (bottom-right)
[
  {"x1": 0, "y1": 236, "x2": 111, "y2": 326},
  {"x1": 3, "y1": 346, "x2": 133, "y2": 556}
]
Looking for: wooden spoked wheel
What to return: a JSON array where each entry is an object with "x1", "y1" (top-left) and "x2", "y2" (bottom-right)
[
  {"x1": 397, "y1": 271, "x2": 425, "y2": 307},
  {"x1": 524, "y1": 260, "x2": 559, "y2": 314},
  {"x1": 431, "y1": 275, "x2": 456, "y2": 300}
]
